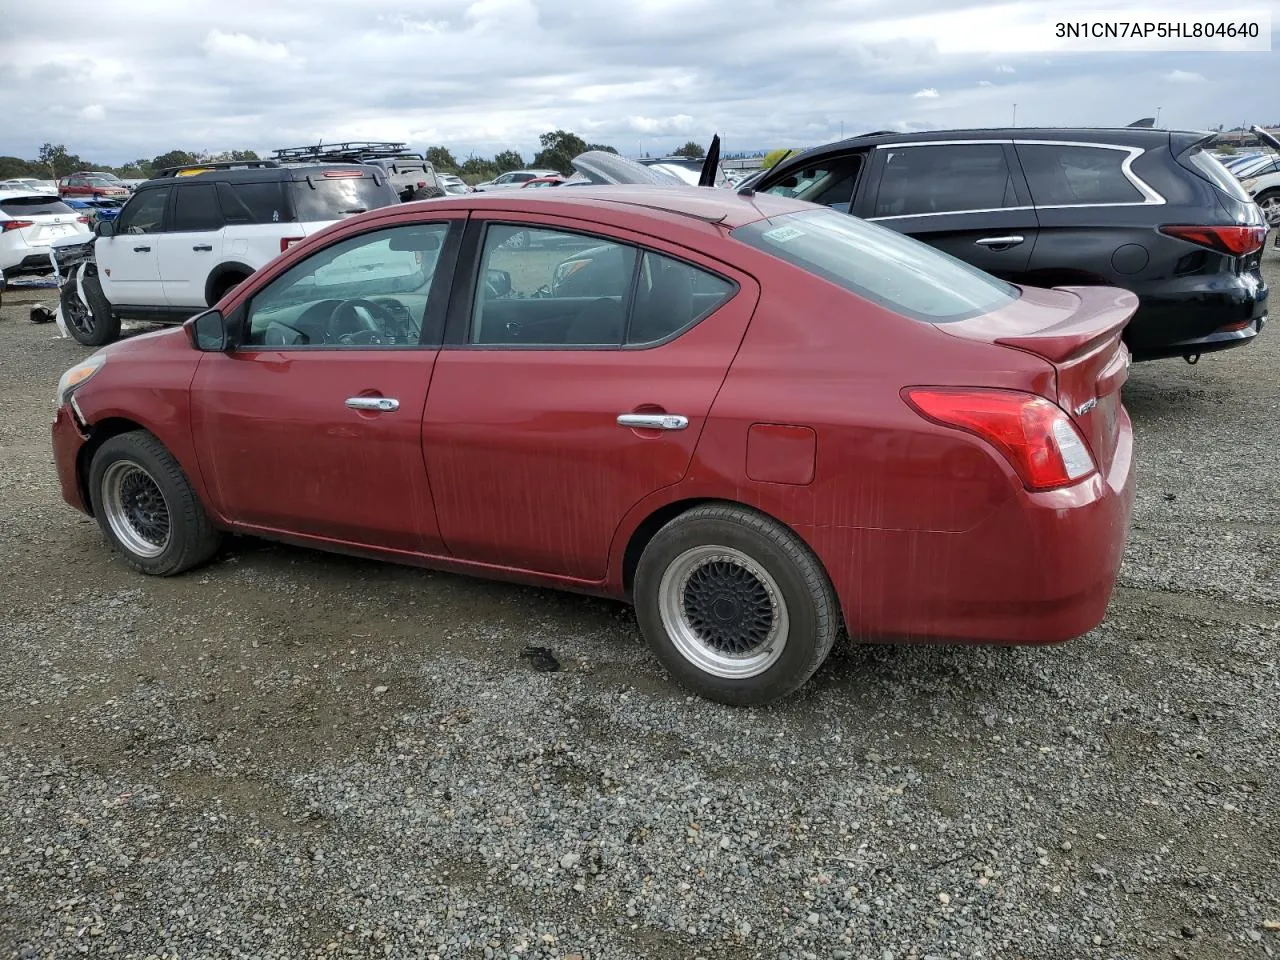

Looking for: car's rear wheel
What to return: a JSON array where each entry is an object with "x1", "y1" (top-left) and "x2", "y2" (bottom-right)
[
  {"x1": 1257, "y1": 190, "x2": 1280, "y2": 228},
  {"x1": 208, "y1": 272, "x2": 249, "y2": 307},
  {"x1": 633, "y1": 504, "x2": 838, "y2": 705},
  {"x1": 61, "y1": 267, "x2": 120, "y2": 347},
  {"x1": 89, "y1": 431, "x2": 221, "y2": 576}
]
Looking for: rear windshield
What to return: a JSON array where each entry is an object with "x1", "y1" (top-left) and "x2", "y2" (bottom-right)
[
  {"x1": 0, "y1": 195, "x2": 75, "y2": 216},
  {"x1": 288, "y1": 176, "x2": 394, "y2": 222},
  {"x1": 731, "y1": 209, "x2": 1019, "y2": 323},
  {"x1": 1184, "y1": 148, "x2": 1253, "y2": 202}
]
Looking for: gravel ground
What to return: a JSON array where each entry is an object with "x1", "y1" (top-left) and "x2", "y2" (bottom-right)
[{"x1": 1, "y1": 256, "x2": 1278, "y2": 960}]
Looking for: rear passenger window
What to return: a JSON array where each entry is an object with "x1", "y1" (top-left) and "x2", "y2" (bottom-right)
[
  {"x1": 171, "y1": 184, "x2": 224, "y2": 231},
  {"x1": 874, "y1": 144, "x2": 1018, "y2": 217},
  {"x1": 218, "y1": 181, "x2": 288, "y2": 224},
  {"x1": 628, "y1": 252, "x2": 735, "y2": 345},
  {"x1": 1016, "y1": 144, "x2": 1145, "y2": 205}
]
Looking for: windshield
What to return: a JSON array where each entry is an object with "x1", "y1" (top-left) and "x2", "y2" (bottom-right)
[
  {"x1": 0, "y1": 195, "x2": 75, "y2": 216},
  {"x1": 288, "y1": 176, "x2": 395, "y2": 222},
  {"x1": 731, "y1": 209, "x2": 1019, "y2": 323}
]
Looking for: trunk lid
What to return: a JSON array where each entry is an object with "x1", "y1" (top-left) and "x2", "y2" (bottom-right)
[
  {"x1": 18, "y1": 213, "x2": 85, "y2": 247},
  {"x1": 940, "y1": 284, "x2": 1137, "y2": 472}
]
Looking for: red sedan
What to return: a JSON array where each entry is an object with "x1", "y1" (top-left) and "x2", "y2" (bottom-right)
[{"x1": 51, "y1": 186, "x2": 1136, "y2": 704}]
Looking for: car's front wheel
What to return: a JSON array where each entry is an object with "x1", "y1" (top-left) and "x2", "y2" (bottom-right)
[
  {"x1": 633, "y1": 504, "x2": 839, "y2": 705},
  {"x1": 61, "y1": 267, "x2": 120, "y2": 347},
  {"x1": 88, "y1": 431, "x2": 221, "y2": 576}
]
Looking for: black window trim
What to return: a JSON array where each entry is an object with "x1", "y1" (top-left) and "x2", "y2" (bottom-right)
[
  {"x1": 442, "y1": 218, "x2": 741, "y2": 352},
  {"x1": 864, "y1": 138, "x2": 1165, "y2": 221},
  {"x1": 229, "y1": 218, "x2": 465, "y2": 352},
  {"x1": 866, "y1": 141, "x2": 1032, "y2": 221}
]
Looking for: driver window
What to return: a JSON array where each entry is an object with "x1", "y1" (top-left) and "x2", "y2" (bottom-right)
[
  {"x1": 243, "y1": 223, "x2": 448, "y2": 349},
  {"x1": 116, "y1": 188, "x2": 171, "y2": 234}
]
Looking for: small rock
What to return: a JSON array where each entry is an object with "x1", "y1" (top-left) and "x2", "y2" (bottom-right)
[
  {"x1": 559, "y1": 852, "x2": 580, "y2": 870},
  {"x1": 938, "y1": 892, "x2": 951, "y2": 906},
  {"x1": 1264, "y1": 920, "x2": 1280, "y2": 932},
  {"x1": 373, "y1": 685, "x2": 389, "y2": 695}
]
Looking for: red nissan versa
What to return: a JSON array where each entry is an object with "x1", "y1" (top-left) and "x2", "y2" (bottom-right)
[{"x1": 50, "y1": 185, "x2": 1137, "y2": 705}]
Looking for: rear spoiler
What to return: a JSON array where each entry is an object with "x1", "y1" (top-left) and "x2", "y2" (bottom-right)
[{"x1": 1168, "y1": 129, "x2": 1219, "y2": 157}]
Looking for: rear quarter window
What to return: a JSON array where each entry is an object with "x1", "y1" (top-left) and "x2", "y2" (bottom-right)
[
  {"x1": 218, "y1": 181, "x2": 289, "y2": 224},
  {"x1": 1182, "y1": 147, "x2": 1254, "y2": 202},
  {"x1": 0, "y1": 196, "x2": 75, "y2": 216},
  {"x1": 731, "y1": 209, "x2": 1019, "y2": 323},
  {"x1": 1016, "y1": 144, "x2": 1145, "y2": 205}
]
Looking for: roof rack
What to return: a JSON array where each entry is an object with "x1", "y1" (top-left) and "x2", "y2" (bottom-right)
[
  {"x1": 271, "y1": 141, "x2": 424, "y2": 164},
  {"x1": 153, "y1": 159, "x2": 281, "y2": 178}
]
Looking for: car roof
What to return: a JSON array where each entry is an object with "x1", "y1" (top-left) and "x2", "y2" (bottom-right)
[
  {"x1": 0, "y1": 190, "x2": 62, "y2": 200},
  {"x1": 400, "y1": 183, "x2": 812, "y2": 229},
  {"x1": 767, "y1": 126, "x2": 1215, "y2": 172}
]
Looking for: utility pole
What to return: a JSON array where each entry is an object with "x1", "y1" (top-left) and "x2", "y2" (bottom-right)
[
  {"x1": 1155, "y1": 106, "x2": 1162, "y2": 126},
  {"x1": 840, "y1": 120, "x2": 844, "y2": 139},
  {"x1": 1012, "y1": 103, "x2": 1017, "y2": 126}
]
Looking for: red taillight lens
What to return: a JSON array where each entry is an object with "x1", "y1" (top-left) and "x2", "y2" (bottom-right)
[
  {"x1": 280, "y1": 236, "x2": 304, "y2": 253},
  {"x1": 417, "y1": 180, "x2": 426, "y2": 187},
  {"x1": 322, "y1": 170, "x2": 363, "y2": 178},
  {"x1": 76, "y1": 216, "x2": 90, "y2": 224},
  {"x1": 1, "y1": 220, "x2": 34, "y2": 232},
  {"x1": 1159, "y1": 224, "x2": 1267, "y2": 256},
  {"x1": 903, "y1": 387, "x2": 1096, "y2": 492}
]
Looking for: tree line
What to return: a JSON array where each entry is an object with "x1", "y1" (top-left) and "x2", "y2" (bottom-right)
[{"x1": 0, "y1": 134, "x2": 715, "y2": 184}]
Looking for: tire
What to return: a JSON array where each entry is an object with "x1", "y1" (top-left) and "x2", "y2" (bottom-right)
[
  {"x1": 633, "y1": 504, "x2": 839, "y2": 706},
  {"x1": 88, "y1": 431, "x2": 221, "y2": 576},
  {"x1": 208, "y1": 273, "x2": 248, "y2": 307},
  {"x1": 61, "y1": 267, "x2": 120, "y2": 347},
  {"x1": 1257, "y1": 191, "x2": 1280, "y2": 228}
]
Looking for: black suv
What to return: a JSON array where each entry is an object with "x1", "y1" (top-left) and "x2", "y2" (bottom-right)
[{"x1": 741, "y1": 128, "x2": 1268, "y2": 362}]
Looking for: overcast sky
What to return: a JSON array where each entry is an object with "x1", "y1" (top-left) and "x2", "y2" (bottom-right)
[{"x1": 0, "y1": 0, "x2": 1276, "y2": 165}]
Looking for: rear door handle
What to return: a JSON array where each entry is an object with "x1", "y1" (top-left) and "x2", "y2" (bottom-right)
[
  {"x1": 133, "y1": 245, "x2": 151, "y2": 252},
  {"x1": 192, "y1": 244, "x2": 213, "y2": 252},
  {"x1": 345, "y1": 397, "x2": 399, "y2": 412},
  {"x1": 617, "y1": 413, "x2": 688, "y2": 430},
  {"x1": 974, "y1": 235, "x2": 1024, "y2": 248}
]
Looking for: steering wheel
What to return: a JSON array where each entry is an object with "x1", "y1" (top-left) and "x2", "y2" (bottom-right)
[{"x1": 328, "y1": 298, "x2": 398, "y2": 344}]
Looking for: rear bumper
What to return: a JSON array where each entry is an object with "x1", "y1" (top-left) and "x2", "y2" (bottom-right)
[
  {"x1": 2, "y1": 252, "x2": 57, "y2": 278},
  {"x1": 1125, "y1": 271, "x2": 1267, "y2": 360},
  {"x1": 804, "y1": 409, "x2": 1135, "y2": 645},
  {"x1": 52, "y1": 404, "x2": 91, "y2": 514}
]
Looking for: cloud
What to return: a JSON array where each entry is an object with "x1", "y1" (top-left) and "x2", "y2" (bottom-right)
[
  {"x1": 79, "y1": 104, "x2": 105, "y2": 121},
  {"x1": 976, "y1": 80, "x2": 993, "y2": 86},
  {"x1": 0, "y1": 0, "x2": 1272, "y2": 165},
  {"x1": 202, "y1": 29, "x2": 292, "y2": 63},
  {"x1": 1164, "y1": 70, "x2": 1206, "y2": 84}
]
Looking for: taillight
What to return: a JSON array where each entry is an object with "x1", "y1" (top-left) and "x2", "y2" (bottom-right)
[
  {"x1": 1159, "y1": 224, "x2": 1266, "y2": 256},
  {"x1": 322, "y1": 170, "x2": 363, "y2": 178},
  {"x1": 280, "y1": 236, "x2": 304, "y2": 253},
  {"x1": 76, "y1": 216, "x2": 90, "y2": 224},
  {"x1": 903, "y1": 387, "x2": 1096, "y2": 492},
  {"x1": 1, "y1": 220, "x2": 34, "y2": 232}
]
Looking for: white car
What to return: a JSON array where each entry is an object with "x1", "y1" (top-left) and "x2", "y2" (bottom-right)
[
  {"x1": 0, "y1": 177, "x2": 59, "y2": 194},
  {"x1": 472, "y1": 169, "x2": 561, "y2": 191},
  {"x1": 59, "y1": 160, "x2": 400, "y2": 346},
  {"x1": 439, "y1": 173, "x2": 471, "y2": 195},
  {"x1": 0, "y1": 191, "x2": 91, "y2": 279}
]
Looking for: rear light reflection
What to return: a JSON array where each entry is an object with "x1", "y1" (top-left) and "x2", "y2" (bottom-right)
[
  {"x1": 903, "y1": 387, "x2": 1096, "y2": 492},
  {"x1": 1159, "y1": 224, "x2": 1267, "y2": 256},
  {"x1": 322, "y1": 170, "x2": 364, "y2": 178},
  {"x1": 1, "y1": 220, "x2": 35, "y2": 232}
]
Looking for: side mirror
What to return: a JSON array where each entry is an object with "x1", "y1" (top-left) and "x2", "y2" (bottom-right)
[
  {"x1": 485, "y1": 268, "x2": 512, "y2": 298},
  {"x1": 95, "y1": 219, "x2": 115, "y2": 238},
  {"x1": 186, "y1": 309, "x2": 228, "y2": 352}
]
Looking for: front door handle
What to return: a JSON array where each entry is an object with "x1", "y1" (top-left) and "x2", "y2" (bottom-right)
[
  {"x1": 192, "y1": 244, "x2": 213, "y2": 252},
  {"x1": 974, "y1": 235, "x2": 1025, "y2": 248},
  {"x1": 617, "y1": 413, "x2": 688, "y2": 431},
  {"x1": 133, "y1": 245, "x2": 151, "y2": 253},
  {"x1": 345, "y1": 396, "x2": 399, "y2": 412}
]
